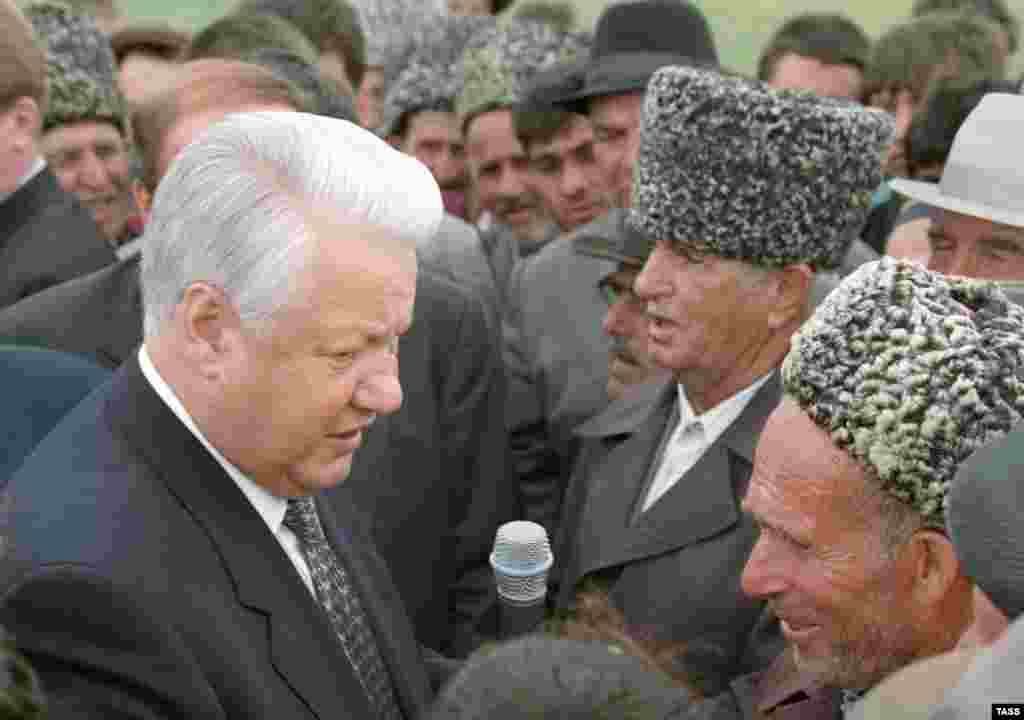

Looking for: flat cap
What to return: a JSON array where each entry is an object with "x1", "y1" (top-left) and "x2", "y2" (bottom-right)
[
  {"x1": 572, "y1": 208, "x2": 653, "y2": 266},
  {"x1": 26, "y1": 1, "x2": 126, "y2": 134},
  {"x1": 784, "y1": 257, "x2": 1024, "y2": 527},
  {"x1": 948, "y1": 426, "x2": 1024, "y2": 619},
  {"x1": 628, "y1": 65, "x2": 894, "y2": 270}
]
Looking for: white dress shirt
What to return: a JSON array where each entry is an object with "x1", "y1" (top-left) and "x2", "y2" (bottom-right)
[
  {"x1": 642, "y1": 374, "x2": 772, "y2": 513},
  {"x1": 0, "y1": 156, "x2": 45, "y2": 207},
  {"x1": 138, "y1": 346, "x2": 316, "y2": 597}
]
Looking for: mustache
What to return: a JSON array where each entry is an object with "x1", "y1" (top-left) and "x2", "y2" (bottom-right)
[
  {"x1": 494, "y1": 195, "x2": 534, "y2": 216},
  {"x1": 609, "y1": 335, "x2": 640, "y2": 364}
]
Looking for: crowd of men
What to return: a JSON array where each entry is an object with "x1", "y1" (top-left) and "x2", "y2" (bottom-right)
[{"x1": 1, "y1": 0, "x2": 1024, "y2": 717}]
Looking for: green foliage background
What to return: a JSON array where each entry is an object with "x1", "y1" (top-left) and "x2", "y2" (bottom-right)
[{"x1": 118, "y1": 0, "x2": 1024, "y2": 76}]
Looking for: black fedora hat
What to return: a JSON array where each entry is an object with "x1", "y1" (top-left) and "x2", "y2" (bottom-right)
[{"x1": 555, "y1": 0, "x2": 718, "y2": 111}]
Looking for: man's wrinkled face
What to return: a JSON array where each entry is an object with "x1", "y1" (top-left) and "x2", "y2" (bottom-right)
[
  {"x1": 767, "y1": 52, "x2": 863, "y2": 100},
  {"x1": 599, "y1": 264, "x2": 655, "y2": 400},
  {"x1": 588, "y1": 91, "x2": 644, "y2": 209},
  {"x1": 42, "y1": 120, "x2": 134, "y2": 242},
  {"x1": 926, "y1": 208, "x2": 1024, "y2": 281},
  {"x1": 212, "y1": 222, "x2": 416, "y2": 497},
  {"x1": 401, "y1": 110, "x2": 467, "y2": 217},
  {"x1": 526, "y1": 113, "x2": 610, "y2": 232},
  {"x1": 741, "y1": 398, "x2": 925, "y2": 690},
  {"x1": 466, "y1": 108, "x2": 550, "y2": 243},
  {"x1": 633, "y1": 240, "x2": 774, "y2": 380},
  {"x1": 357, "y1": 65, "x2": 386, "y2": 131}
]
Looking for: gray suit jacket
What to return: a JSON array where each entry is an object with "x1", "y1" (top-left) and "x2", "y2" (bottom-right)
[
  {"x1": 553, "y1": 374, "x2": 784, "y2": 695},
  {"x1": 503, "y1": 212, "x2": 619, "y2": 535}
]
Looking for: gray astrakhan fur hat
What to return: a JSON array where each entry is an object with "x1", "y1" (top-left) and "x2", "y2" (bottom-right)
[
  {"x1": 784, "y1": 257, "x2": 1024, "y2": 527},
  {"x1": 26, "y1": 0, "x2": 127, "y2": 134},
  {"x1": 378, "y1": 14, "x2": 495, "y2": 136},
  {"x1": 628, "y1": 65, "x2": 894, "y2": 270},
  {"x1": 456, "y1": 17, "x2": 589, "y2": 129}
]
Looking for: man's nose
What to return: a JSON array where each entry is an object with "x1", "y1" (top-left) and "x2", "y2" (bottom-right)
[{"x1": 353, "y1": 356, "x2": 403, "y2": 416}]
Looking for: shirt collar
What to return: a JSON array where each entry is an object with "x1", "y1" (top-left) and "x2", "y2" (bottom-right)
[
  {"x1": 676, "y1": 372, "x2": 773, "y2": 442},
  {"x1": 137, "y1": 345, "x2": 289, "y2": 536},
  {"x1": 0, "y1": 156, "x2": 45, "y2": 206}
]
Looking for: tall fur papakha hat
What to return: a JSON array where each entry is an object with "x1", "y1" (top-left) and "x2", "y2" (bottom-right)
[
  {"x1": 784, "y1": 257, "x2": 1024, "y2": 528},
  {"x1": 351, "y1": 0, "x2": 446, "y2": 68},
  {"x1": 456, "y1": 18, "x2": 590, "y2": 129},
  {"x1": 378, "y1": 14, "x2": 495, "y2": 136},
  {"x1": 628, "y1": 65, "x2": 894, "y2": 270},
  {"x1": 25, "y1": 1, "x2": 127, "y2": 134}
]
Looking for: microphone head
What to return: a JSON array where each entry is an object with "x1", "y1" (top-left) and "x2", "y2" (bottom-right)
[{"x1": 490, "y1": 521, "x2": 554, "y2": 605}]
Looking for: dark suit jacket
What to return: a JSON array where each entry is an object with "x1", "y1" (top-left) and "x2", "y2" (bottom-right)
[
  {"x1": 502, "y1": 212, "x2": 618, "y2": 536},
  {"x1": 0, "y1": 358, "x2": 432, "y2": 719},
  {"x1": 694, "y1": 649, "x2": 842, "y2": 720},
  {"x1": 553, "y1": 374, "x2": 784, "y2": 695},
  {"x1": 0, "y1": 256, "x2": 513, "y2": 660},
  {"x1": 0, "y1": 166, "x2": 115, "y2": 309},
  {"x1": 334, "y1": 268, "x2": 516, "y2": 657},
  {"x1": 0, "y1": 254, "x2": 140, "y2": 368}
]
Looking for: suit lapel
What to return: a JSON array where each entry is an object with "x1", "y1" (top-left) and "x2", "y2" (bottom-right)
[
  {"x1": 108, "y1": 358, "x2": 373, "y2": 719},
  {"x1": 569, "y1": 380, "x2": 675, "y2": 584},
  {"x1": 572, "y1": 372, "x2": 782, "y2": 580}
]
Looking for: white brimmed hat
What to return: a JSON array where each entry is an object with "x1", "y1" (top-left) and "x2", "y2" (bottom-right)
[{"x1": 891, "y1": 93, "x2": 1024, "y2": 229}]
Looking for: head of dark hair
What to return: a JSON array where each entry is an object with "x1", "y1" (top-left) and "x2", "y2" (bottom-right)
[
  {"x1": 186, "y1": 11, "x2": 318, "y2": 65},
  {"x1": 512, "y1": 105, "x2": 577, "y2": 151},
  {"x1": 864, "y1": 11, "x2": 1005, "y2": 104},
  {"x1": 132, "y1": 58, "x2": 309, "y2": 192},
  {"x1": 912, "y1": 0, "x2": 1020, "y2": 53},
  {"x1": 236, "y1": 0, "x2": 367, "y2": 89},
  {"x1": 905, "y1": 74, "x2": 1017, "y2": 174},
  {"x1": 245, "y1": 47, "x2": 357, "y2": 122},
  {"x1": 428, "y1": 635, "x2": 692, "y2": 720},
  {"x1": 758, "y1": 12, "x2": 871, "y2": 83}
]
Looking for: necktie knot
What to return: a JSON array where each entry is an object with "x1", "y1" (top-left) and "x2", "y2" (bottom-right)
[{"x1": 283, "y1": 497, "x2": 320, "y2": 544}]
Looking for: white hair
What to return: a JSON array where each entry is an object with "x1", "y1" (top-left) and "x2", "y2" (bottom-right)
[{"x1": 140, "y1": 110, "x2": 443, "y2": 337}]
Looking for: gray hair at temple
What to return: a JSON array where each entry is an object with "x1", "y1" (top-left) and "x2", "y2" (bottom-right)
[{"x1": 140, "y1": 111, "x2": 442, "y2": 337}]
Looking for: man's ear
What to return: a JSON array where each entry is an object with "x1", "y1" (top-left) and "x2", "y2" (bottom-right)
[
  {"x1": 176, "y1": 282, "x2": 241, "y2": 380},
  {"x1": 767, "y1": 263, "x2": 813, "y2": 330},
  {"x1": 908, "y1": 529, "x2": 965, "y2": 608},
  {"x1": 9, "y1": 96, "x2": 42, "y2": 148}
]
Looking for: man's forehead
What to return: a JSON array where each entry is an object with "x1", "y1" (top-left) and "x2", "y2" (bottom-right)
[{"x1": 931, "y1": 207, "x2": 1024, "y2": 239}]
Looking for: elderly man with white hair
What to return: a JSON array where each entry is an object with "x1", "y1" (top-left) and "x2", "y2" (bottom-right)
[{"x1": 0, "y1": 111, "x2": 443, "y2": 718}]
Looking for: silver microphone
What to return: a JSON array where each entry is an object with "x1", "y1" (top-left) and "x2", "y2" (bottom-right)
[{"x1": 490, "y1": 521, "x2": 553, "y2": 638}]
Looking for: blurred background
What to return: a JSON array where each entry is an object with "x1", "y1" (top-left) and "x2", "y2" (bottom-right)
[{"x1": 96, "y1": 0, "x2": 1024, "y2": 75}]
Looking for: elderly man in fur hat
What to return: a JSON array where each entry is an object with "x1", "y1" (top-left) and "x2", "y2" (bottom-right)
[
  {"x1": 0, "y1": 0, "x2": 114, "y2": 309},
  {"x1": 689, "y1": 257, "x2": 1024, "y2": 719},
  {"x1": 553, "y1": 66, "x2": 895, "y2": 697},
  {"x1": 26, "y1": 1, "x2": 140, "y2": 250}
]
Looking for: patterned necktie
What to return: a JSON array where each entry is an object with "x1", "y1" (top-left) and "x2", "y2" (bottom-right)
[{"x1": 283, "y1": 497, "x2": 402, "y2": 720}]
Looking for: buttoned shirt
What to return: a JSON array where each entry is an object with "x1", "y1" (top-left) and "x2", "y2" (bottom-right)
[
  {"x1": 0, "y1": 156, "x2": 45, "y2": 207},
  {"x1": 138, "y1": 346, "x2": 316, "y2": 596},
  {"x1": 642, "y1": 374, "x2": 772, "y2": 512}
]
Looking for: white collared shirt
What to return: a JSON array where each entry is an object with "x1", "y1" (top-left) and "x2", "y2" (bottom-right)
[
  {"x1": 138, "y1": 346, "x2": 316, "y2": 597},
  {"x1": 642, "y1": 374, "x2": 772, "y2": 512},
  {"x1": 0, "y1": 156, "x2": 45, "y2": 207}
]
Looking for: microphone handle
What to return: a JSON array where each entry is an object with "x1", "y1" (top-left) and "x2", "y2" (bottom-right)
[{"x1": 498, "y1": 594, "x2": 547, "y2": 640}]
